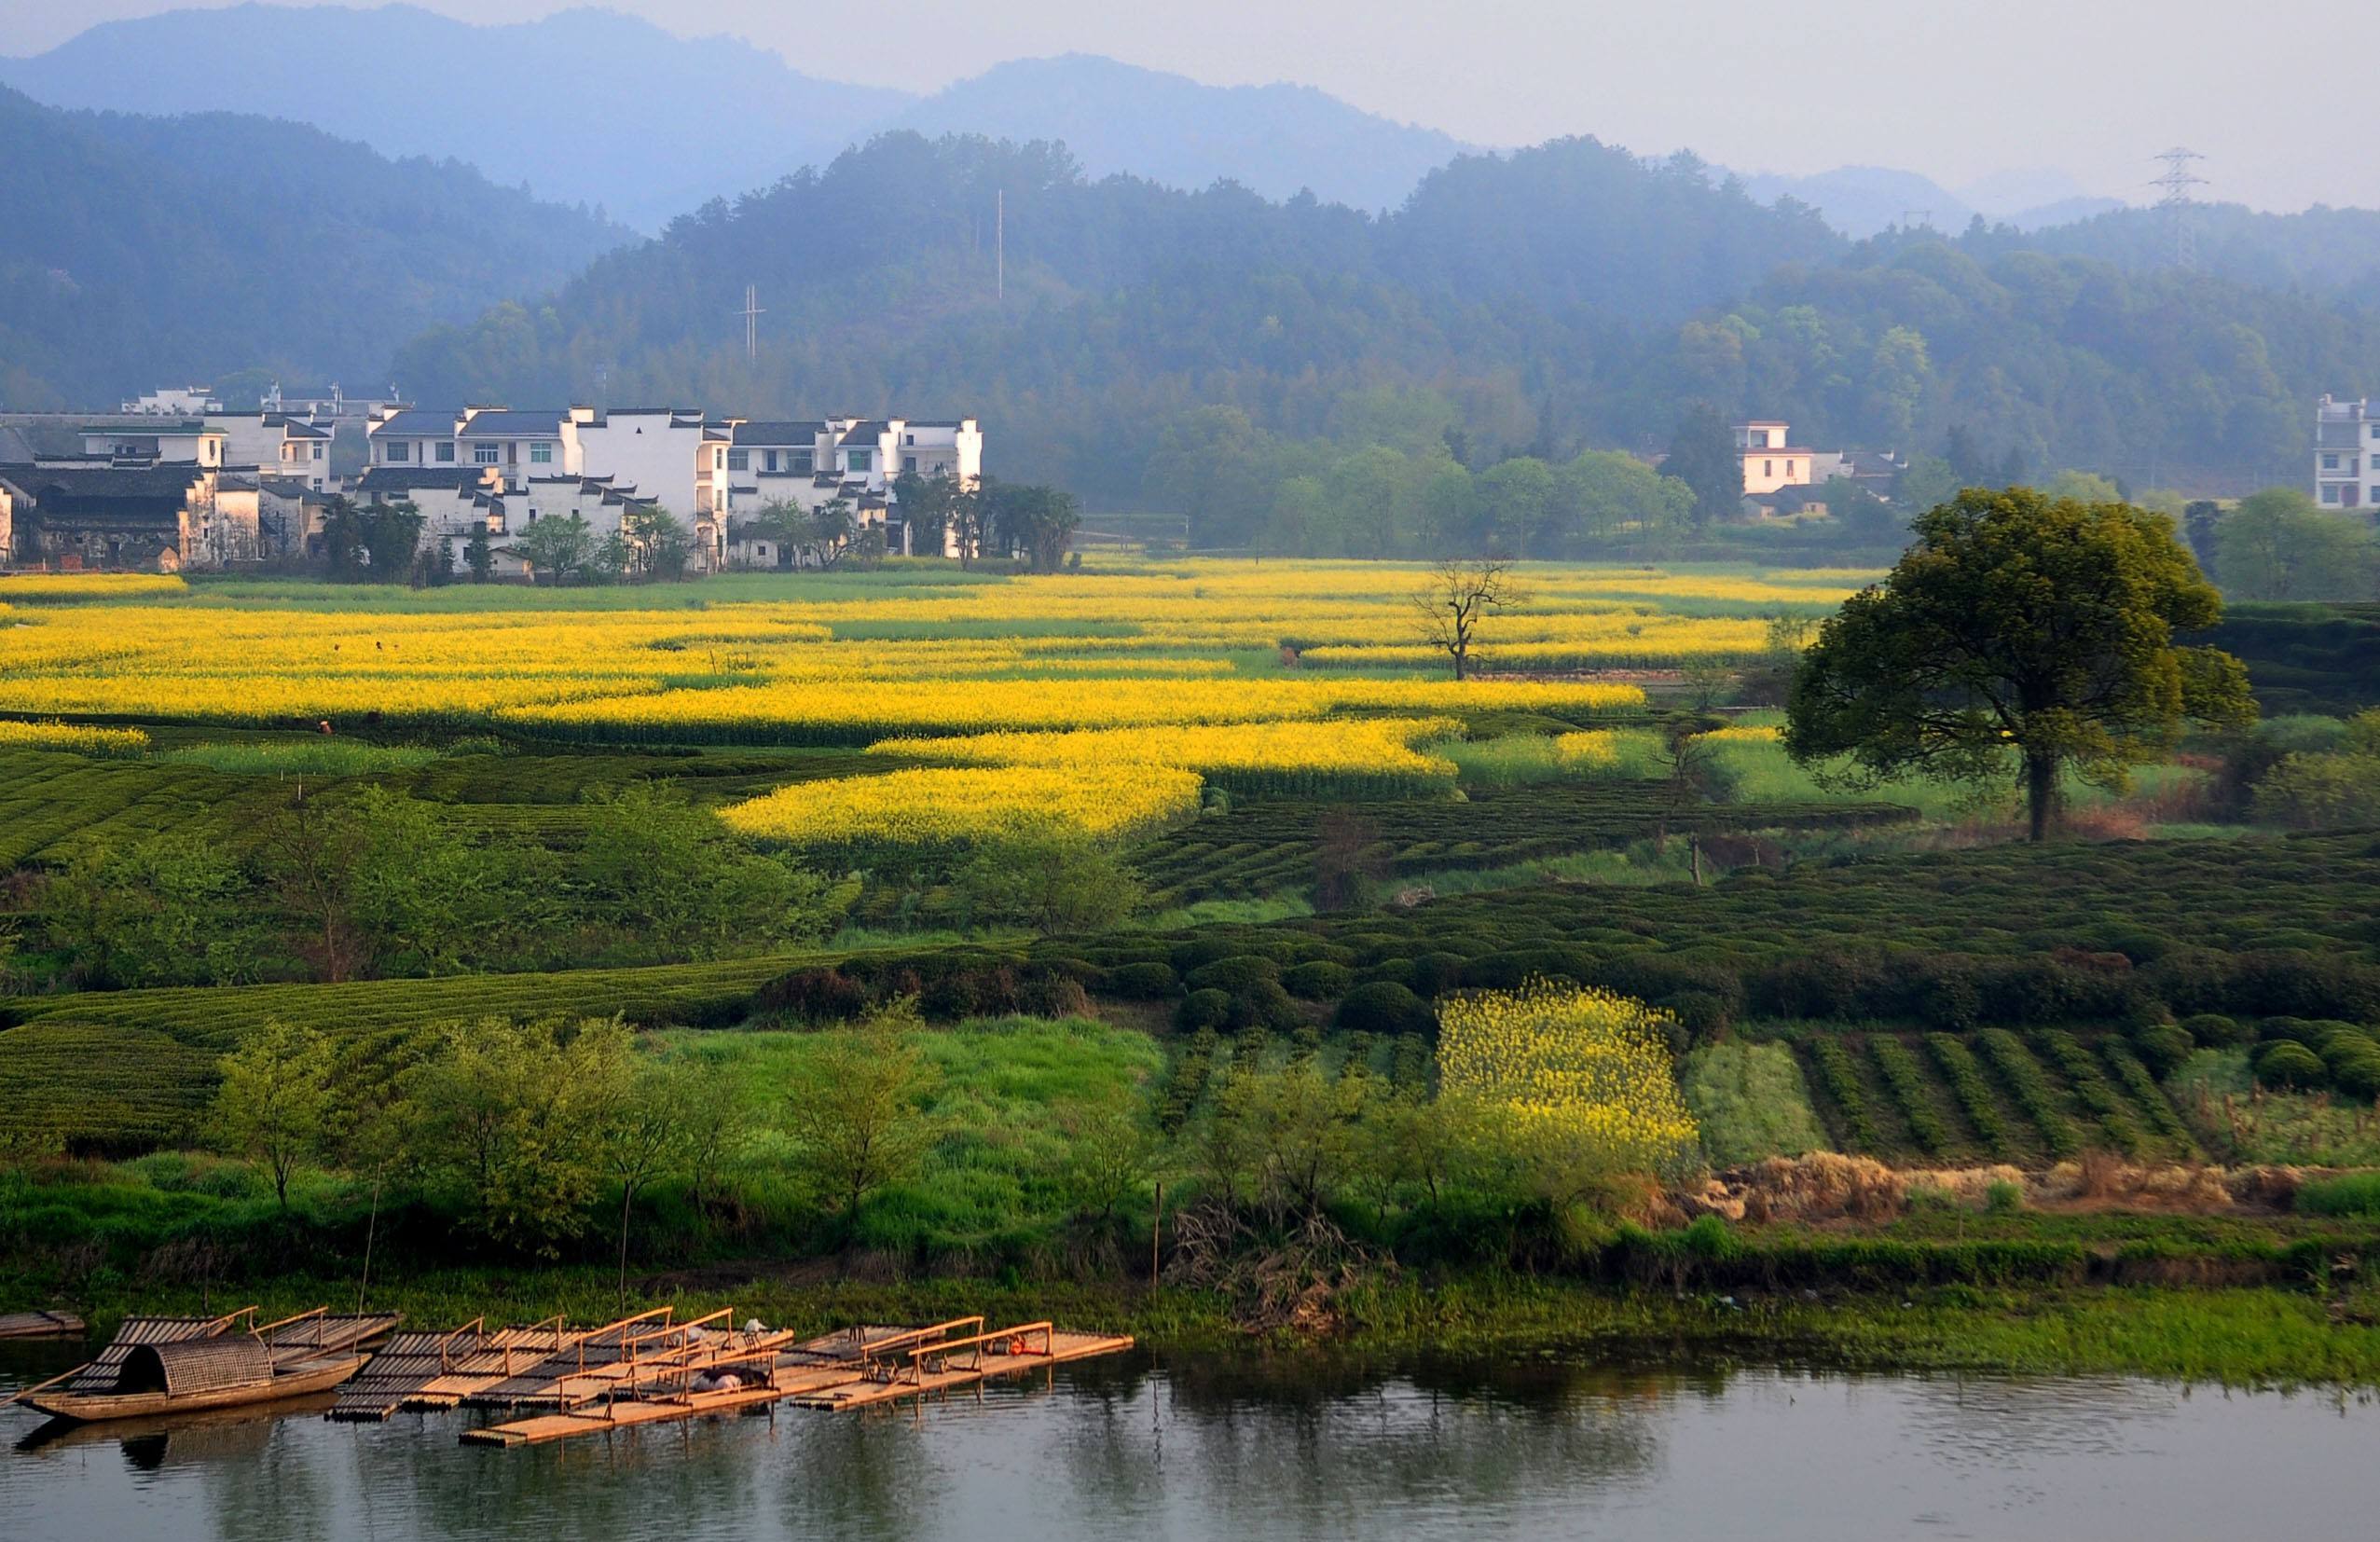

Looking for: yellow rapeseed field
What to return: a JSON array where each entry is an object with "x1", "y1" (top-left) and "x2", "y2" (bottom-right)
[
  {"x1": 872, "y1": 716, "x2": 1463, "y2": 798},
  {"x1": 1438, "y1": 982, "x2": 1701, "y2": 1179},
  {"x1": 0, "y1": 719, "x2": 151, "y2": 756},
  {"x1": 719, "y1": 764, "x2": 1204, "y2": 855}
]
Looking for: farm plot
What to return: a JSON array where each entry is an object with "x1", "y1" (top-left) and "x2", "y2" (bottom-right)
[
  {"x1": 1127, "y1": 783, "x2": 1920, "y2": 906},
  {"x1": 1791, "y1": 1029, "x2": 2203, "y2": 1164}
]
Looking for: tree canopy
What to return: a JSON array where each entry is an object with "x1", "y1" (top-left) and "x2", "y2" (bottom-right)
[{"x1": 1785, "y1": 487, "x2": 2255, "y2": 839}]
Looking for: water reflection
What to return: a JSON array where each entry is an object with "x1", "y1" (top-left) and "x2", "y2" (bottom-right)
[{"x1": 6, "y1": 1341, "x2": 2379, "y2": 1540}]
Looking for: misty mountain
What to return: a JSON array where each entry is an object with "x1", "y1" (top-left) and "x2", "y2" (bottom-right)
[
  {"x1": 1960, "y1": 201, "x2": 2380, "y2": 295},
  {"x1": 0, "y1": 4, "x2": 914, "y2": 232},
  {"x1": 0, "y1": 85, "x2": 627, "y2": 407},
  {"x1": 880, "y1": 54, "x2": 1472, "y2": 213},
  {"x1": 1741, "y1": 165, "x2": 2122, "y2": 238},
  {"x1": 390, "y1": 131, "x2": 2379, "y2": 514}
]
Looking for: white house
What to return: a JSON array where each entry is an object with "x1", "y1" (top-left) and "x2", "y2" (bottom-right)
[
  {"x1": 120, "y1": 386, "x2": 223, "y2": 416},
  {"x1": 78, "y1": 420, "x2": 226, "y2": 467},
  {"x1": 2314, "y1": 395, "x2": 2380, "y2": 511},
  {"x1": 206, "y1": 412, "x2": 335, "y2": 492},
  {"x1": 717, "y1": 415, "x2": 982, "y2": 555}
]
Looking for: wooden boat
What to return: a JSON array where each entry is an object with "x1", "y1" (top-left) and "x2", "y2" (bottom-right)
[
  {"x1": 0, "y1": 1310, "x2": 85, "y2": 1341},
  {"x1": 9, "y1": 1307, "x2": 397, "y2": 1425}
]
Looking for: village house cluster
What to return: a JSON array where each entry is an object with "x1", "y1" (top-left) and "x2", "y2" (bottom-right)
[{"x1": 0, "y1": 392, "x2": 982, "y2": 575}]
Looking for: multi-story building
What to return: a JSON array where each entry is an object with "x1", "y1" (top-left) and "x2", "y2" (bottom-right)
[
  {"x1": 119, "y1": 386, "x2": 224, "y2": 416},
  {"x1": 1734, "y1": 420, "x2": 1814, "y2": 495},
  {"x1": 716, "y1": 415, "x2": 983, "y2": 556},
  {"x1": 203, "y1": 412, "x2": 335, "y2": 492},
  {"x1": 2314, "y1": 395, "x2": 2380, "y2": 511}
]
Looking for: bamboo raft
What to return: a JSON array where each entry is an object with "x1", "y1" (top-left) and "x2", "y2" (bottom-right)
[
  {"x1": 441, "y1": 1314, "x2": 1133, "y2": 1449},
  {"x1": 0, "y1": 1310, "x2": 86, "y2": 1341},
  {"x1": 11, "y1": 1307, "x2": 399, "y2": 1425}
]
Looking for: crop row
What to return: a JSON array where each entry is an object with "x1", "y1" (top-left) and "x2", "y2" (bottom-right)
[
  {"x1": 1793, "y1": 1029, "x2": 2200, "y2": 1164},
  {"x1": 1129, "y1": 783, "x2": 1919, "y2": 906}
]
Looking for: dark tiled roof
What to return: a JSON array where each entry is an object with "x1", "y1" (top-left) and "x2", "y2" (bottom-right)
[
  {"x1": 461, "y1": 409, "x2": 566, "y2": 436},
  {"x1": 0, "y1": 462, "x2": 205, "y2": 498},
  {"x1": 839, "y1": 420, "x2": 890, "y2": 439},
  {"x1": 352, "y1": 467, "x2": 488, "y2": 492},
  {"x1": 731, "y1": 420, "x2": 826, "y2": 445},
  {"x1": 370, "y1": 409, "x2": 461, "y2": 437}
]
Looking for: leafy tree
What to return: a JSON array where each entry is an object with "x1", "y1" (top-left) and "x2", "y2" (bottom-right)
[
  {"x1": 944, "y1": 480, "x2": 996, "y2": 568},
  {"x1": 949, "y1": 838, "x2": 1144, "y2": 935},
  {"x1": 2043, "y1": 469, "x2": 2122, "y2": 504},
  {"x1": 2216, "y1": 487, "x2": 2379, "y2": 600},
  {"x1": 1563, "y1": 451, "x2": 1692, "y2": 544},
  {"x1": 1479, "y1": 456, "x2": 1560, "y2": 556},
  {"x1": 506, "y1": 511, "x2": 596, "y2": 585},
  {"x1": 1054, "y1": 1092, "x2": 1158, "y2": 1229},
  {"x1": 575, "y1": 780, "x2": 849, "y2": 957},
  {"x1": 784, "y1": 1022, "x2": 940, "y2": 1228},
  {"x1": 37, "y1": 833, "x2": 258, "y2": 988},
  {"x1": 624, "y1": 504, "x2": 692, "y2": 580},
  {"x1": 1786, "y1": 486, "x2": 2255, "y2": 840},
  {"x1": 1893, "y1": 455, "x2": 1959, "y2": 515},
  {"x1": 991, "y1": 481, "x2": 1083, "y2": 571},
  {"x1": 892, "y1": 471, "x2": 960, "y2": 557},
  {"x1": 2181, "y1": 500, "x2": 2222, "y2": 576},
  {"x1": 403, "y1": 1016, "x2": 632, "y2": 1255},
  {"x1": 1663, "y1": 404, "x2": 1740, "y2": 529},
  {"x1": 212, "y1": 1020, "x2": 337, "y2": 1211},
  {"x1": 463, "y1": 523, "x2": 494, "y2": 582},
  {"x1": 596, "y1": 1058, "x2": 697, "y2": 1304},
  {"x1": 255, "y1": 781, "x2": 366, "y2": 982},
  {"x1": 1412, "y1": 557, "x2": 1525, "y2": 680},
  {"x1": 344, "y1": 785, "x2": 538, "y2": 975}
]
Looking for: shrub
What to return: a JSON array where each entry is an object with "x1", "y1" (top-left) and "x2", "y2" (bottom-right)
[
  {"x1": 1410, "y1": 952, "x2": 1470, "y2": 996},
  {"x1": 1984, "y1": 1179, "x2": 2024, "y2": 1214},
  {"x1": 2131, "y1": 1024, "x2": 2196, "y2": 1079},
  {"x1": 2253, "y1": 1039, "x2": 2328, "y2": 1090},
  {"x1": 1663, "y1": 989, "x2": 1734, "y2": 1045},
  {"x1": 752, "y1": 966, "x2": 873, "y2": 1024},
  {"x1": 2324, "y1": 1045, "x2": 2380, "y2": 1102},
  {"x1": 2298, "y1": 1172, "x2": 2380, "y2": 1218},
  {"x1": 1230, "y1": 977, "x2": 1306, "y2": 1032},
  {"x1": 1334, "y1": 981, "x2": 1436, "y2": 1038},
  {"x1": 1176, "y1": 988, "x2": 1235, "y2": 1032},
  {"x1": 1103, "y1": 961, "x2": 1180, "y2": 998},
  {"x1": 1280, "y1": 960, "x2": 1355, "y2": 1000},
  {"x1": 1184, "y1": 955, "x2": 1283, "y2": 994},
  {"x1": 1355, "y1": 958, "x2": 1419, "y2": 989},
  {"x1": 2179, "y1": 1012, "x2": 2246, "y2": 1047}
]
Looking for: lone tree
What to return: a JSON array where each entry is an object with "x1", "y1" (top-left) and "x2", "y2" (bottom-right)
[
  {"x1": 1663, "y1": 403, "x2": 1740, "y2": 530},
  {"x1": 1785, "y1": 486, "x2": 2253, "y2": 841},
  {"x1": 1412, "y1": 557, "x2": 1525, "y2": 681},
  {"x1": 213, "y1": 1019, "x2": 337, "y2": 1212}
]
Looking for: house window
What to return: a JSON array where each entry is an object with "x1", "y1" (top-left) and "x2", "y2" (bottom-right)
[
  {"x1": 903, "y1": 456, "x2": 918, "y2": 475},
  {"x1": 1763, "y1": 460, "x2": 1774, "y2": 477},
  {"x1": 435, "y1": 441, "x2": 455, "y2": 462},
  {"x1": 2323, "y1": 453, "x2": 2341, "y2": 470},
  {"x1": 727, "y1": 449, "x2": 749, "y2": 471},
  {"x1": 2322, "y1": 486, "x2": 2342, "y2": 503},
  {"x1": 313, "y1": 444, "x2": 324, "y2": 461},
  {"x1": 792, "y1": 452, "x2": 813, "y2": 475},
  {"x1": 1786, "y1": 461, "x2": 1796, "y2": 477},
  {"x1": 530, "y1": 442, "x2": 553, "y2": 464},
  {"x1": 905, "y1": 434, "x2": 915, "y2": 446},
  {"x1": 764, "y1": 450, "x2": 779, "y2": 472},
  {"x1": 473, "y1": 444, "x2": 499, "y2": 465},
  {"x1": 847, "y1": 450, "x2": 872, "y2": 473},
  {"x1": 385, "y1": 440, "x2": 409, "y2": 462}
]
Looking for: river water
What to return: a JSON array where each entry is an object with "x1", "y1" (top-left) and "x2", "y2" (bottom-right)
[{"x1": 5, "y1": 1341, "x2": 2376, "y2": 1540}]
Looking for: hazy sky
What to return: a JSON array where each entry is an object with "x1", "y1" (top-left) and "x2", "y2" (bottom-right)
[{"x1": 0, "y1": 0, "x2": 2347, "y2": 210}]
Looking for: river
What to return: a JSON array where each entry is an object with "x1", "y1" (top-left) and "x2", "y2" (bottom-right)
[{"x1": 5, "y1": 1340, "x2": 2375, "y2": 1540}]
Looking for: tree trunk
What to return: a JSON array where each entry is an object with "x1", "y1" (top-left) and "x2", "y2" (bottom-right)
[
  {"x1": 357, "y1": 1174, "x2": 381, "y2": 1314},
  {"x1": 617, "y1": 1183, "x2": 635, "y2": 1308},
  {"x1": 2024, "y1": 750, "x2": 2060, "y2": 842}
]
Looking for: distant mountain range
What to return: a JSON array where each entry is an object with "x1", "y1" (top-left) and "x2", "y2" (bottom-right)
[
  {"x1": 875, "y1": 54, "x2": 1470, "y2": 213},
  {"x1": 0, "y1": 6, "x2": 1468, "y2": 227},
  {"x1": 1737, "y1": 164, "x2": 2125, "y2": 238},
  {"x1": 0, "y1": 84, "x2": 626, "y2": 406}
]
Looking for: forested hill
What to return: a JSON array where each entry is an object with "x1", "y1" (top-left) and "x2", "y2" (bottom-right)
[
  {"x1": 392, "y1": 132, "x2": 2380, "y2": 519},
  {"x1": 0, "y1": 86, "x2": 629, "y2": 408}
]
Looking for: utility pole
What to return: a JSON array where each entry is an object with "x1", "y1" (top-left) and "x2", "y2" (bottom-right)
[
  {"x1": 1898, "y1": 208, "x2": 1933, "y2": 231},
  {"x1": 995, "y1": 190, "x2": 1004, "y2": 302},
  {"x1": 733, "y1": 284, "x2": 764, "y2": 360},
  {"x1": 2151, "y1": 148, "x2": 2207, "y2": 270}
]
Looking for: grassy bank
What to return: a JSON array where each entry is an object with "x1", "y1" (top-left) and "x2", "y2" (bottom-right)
[{"x1": 11, "y1": 1267, "x2": 2380, "y2": 1388}]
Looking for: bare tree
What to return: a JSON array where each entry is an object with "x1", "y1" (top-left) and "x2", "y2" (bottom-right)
[{"x1": 1411, "y1": 558, "x2": 1525, "y2": 681}]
